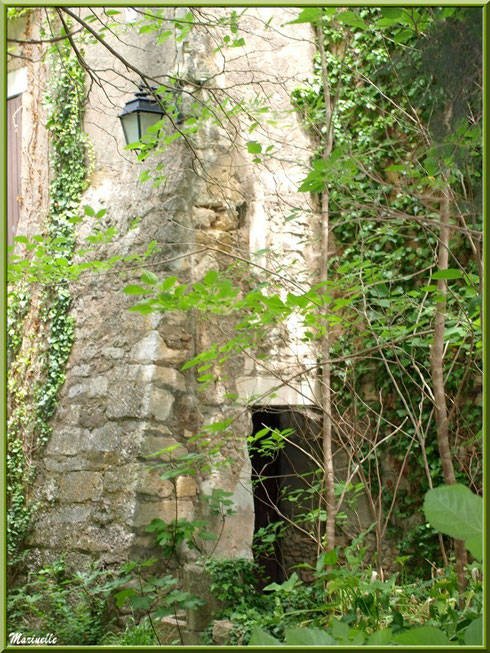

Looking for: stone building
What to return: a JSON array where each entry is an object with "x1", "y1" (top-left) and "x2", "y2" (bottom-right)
[
  {"x1": 8, "y1": 9, "x2": 386, "y2": 640},
  {"x1": 8, "y1": 6, "x2": 325, "y2": 573}
]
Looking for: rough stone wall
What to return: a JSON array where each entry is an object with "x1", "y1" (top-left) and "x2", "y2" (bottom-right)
[
  {"x1": 7, "y1": 12, "x2": 50, "y2": 241},
  {"x1": 12, "y1": 8, "x2": 317, "y2": 573}
]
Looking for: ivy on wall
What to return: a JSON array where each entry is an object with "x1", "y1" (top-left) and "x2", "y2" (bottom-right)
[
  {"x1": 7, "y1": 38, "x2": 88, "y2": 571},
  {"x1": 291, "y1": 7, "x2": 482, "y2": 572}
]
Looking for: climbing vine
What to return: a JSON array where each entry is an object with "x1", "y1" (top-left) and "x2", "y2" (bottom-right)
[
  {"x1": 7, "y1": 36, "x2": 89, "y2": 570},
  {"x1": 291, "y1": 6, "x2": 482, "y2": 574}
]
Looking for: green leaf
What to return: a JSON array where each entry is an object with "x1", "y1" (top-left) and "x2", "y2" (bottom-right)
[
  {"x1": 13, "y1": 235, "x2": 30, "y2": 244},
  {"x1": 465, "y1": 534, "x2": 482, "y2": 561},
  {"x1": 464, "y1": 616, "x2": 483, "y2": 646},
  {"x1": 84, "y1": 205, "x2": 95, "y2": 217},
  {"x1": 384, "y1": 164, "x2": 405, "y2": 172},
  {"x1": 394, "y1": 626, "x2": 450, "y2": 645},
  {"x1": 123, "y1": 284, "x2": 152, "y2": 295},
  {"x1": 153, "y1": 606, "x2": 173, "y2": 620},
  {"x1": 285, "y1": 628, "x2": 335, "y2": 646},
  {"x1": 248, "y1": 627, "x2": 282, "y2": 646},
  {"x1": 431, "y1": 269, "x2": 463, "y2": 280},
  {"x1": 129, "y1": 595, "x2": 152, "y2": 610},
  {"x1": 247, "y1": 141, "x2": 262, "y2": 154},
  {"x1": 380, "y1": 7, "x2": 403, "y2": 19},
  {"x1": 160, "y1": 276, "x2": 178, "y2": 291},
  {"x1": 423, "y1": 485, "x2": 482, "y2": 559},
  {"x1": 114, "y1": 588, "x2": 136, "y2": 608},
  {"x1": 393, "y1": 29, "x2": 414, "y2": 44},
  {"x1": 331, "y1": 619, "x2": 349, "y2": 641},
  {"x1": 367, "y1": 628, "x2": 393, "y2": 645},
  {"x1": 376, "y1": 17, "x2": 403, "y2": 28},
  {"x1": 336, "y1": 11, "x2": 366, "y2": 30},
  {"x1": 141, "y1": 270, "x2": 159, "y2": 285},
  {"x1": 287, "y1": 7, "x2": 321, "y2": 25},
  {"x1": 203, "y1": 269, "x2": 219, "y2": 284}
]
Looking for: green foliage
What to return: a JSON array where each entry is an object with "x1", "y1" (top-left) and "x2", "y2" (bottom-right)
[
  {"x1": 240, "y1": 484, "x2": 482, "y2": 646},
  {"x1": 204, "y1": 558, "x2": 263, "y2": 607},
  {"x1": 8, "y1": 557, "x2": 111, "y2": 645},
  {"x1": 146, "y1": 517, "x2": 217, "y2": 559},
  {"x1": 290, "y1": 5, "x2": 482, "y2": 574},
  {"x1": 107, "y1": 558, "x2": 203, "y2": 627},
  {"x1": 7, "y1": 7, "x2": 31, "y2": 19},
  {"x1": 7, "y1": 36, "x2": 86, "y2": 569},
  {"x1": 423, "y1": 485, "x2": 483, "y2": 560},
  {"x1": 99, "y1": 618, "x2": 158, "y2": 646}
]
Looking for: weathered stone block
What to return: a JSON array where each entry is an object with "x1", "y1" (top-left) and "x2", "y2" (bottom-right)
[
  {"x1": 53, "y1": 504, "x2": 92, "y2": 524},
  {"x1": 176, "y1": 476, "x2": 197, "y2": 498},
  {"x1": 183, "y1": 563, "x2": 225, "y2": 632},
  {"x1": 104, "y1": 465, "x2": 140, "y2": 493},
  {"x1": 133, "y1": 499, "x2": 194, "y2": 528},
  {"x1": 106, "y1": 383, "x2": 147, "y2": 419},
  {"x1": 45, "y1": 427, "x2": 88, "y2": 456},
  {"x1": 193, "y1": 254, "x2": 219, "y2": 281},
  {"x1": 130, "y1": 331, "x2": 187, "y2": 365},
  {"x1": 101, "y1": 346, "x2": 125, "y2": 359},
  {"x1": 152, "y1": 366, "x2": 186, "y2": 392},
  {"x1": 148, "y1": 387, "x2": 175, "y2": 422},
  {"x1": 213, "y1": 619, "x2": 237, "y2": 645},
  {"x1": 79, "y1": 403, "x2": 107, "y2": 428},
  {"x1": 69, "y1": 523, "x2": 134, "y2": 554},
  {"x1": 175, "y1": 394, "x2": 197, "y2": 428},
  {"x1": 70, "y1": 364, "x2": 91, "y2": 377},
  {"x1": 45, "y1": 456, "x2": 90, "y2": 472},
  {"x1": 137, "y1": 467, "x2": 174, "y2": 498},
  {"x1": 89, "y1": 375, "x2": 108, "y2": 396},
  {"x1": 84, "y1": 423, "x2": 121, "y2": 452},
  {"x1": 192, "y1": 206, "x2": 215, "y2": 228},
  {"x1": 59, "y1": 471, "x2": 103, "y2": 502},
  {"x1": 156, "y1": 616, "x2": 187, "y2": 645},
  {"x1": 68, "y1": 382, "x2": 90, "y2": 398},
  {"x1": 213, "y1": 208, "x2": 238, "y2": 231},
  {"x1": 52, "y1": 403, "x2": 81, "y2": 425},
  {"x1": 139, "y1": 435, "x2": 187, "y2": 460}
]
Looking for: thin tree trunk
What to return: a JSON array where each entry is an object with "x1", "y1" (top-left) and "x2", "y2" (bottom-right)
[
  {"x1": 430, "y1": 182, "x2": 468, "y2": 592},
  {"x1": 317, "y1": 22, "x2": 335, "y2": 553}
]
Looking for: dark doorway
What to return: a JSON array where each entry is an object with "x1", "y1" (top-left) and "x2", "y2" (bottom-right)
[
  {"x1": 250, "y1": 409, "x2": 322, "y2": 587},
  {"x1": 250, "y1": 410, "x2": 285, "y2": 586}
]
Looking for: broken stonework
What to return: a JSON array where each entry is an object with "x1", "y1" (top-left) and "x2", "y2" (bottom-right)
[
  {"x1": 213, "y1": 619, "x2": 238, "y2": 645},
  {"x1": 183, "y1": 563, "x2": 225, "y2": 632}
]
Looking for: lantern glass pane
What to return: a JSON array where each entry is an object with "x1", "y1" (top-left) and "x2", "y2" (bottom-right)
[
  {"x1": 120, "y1": 112, "x2": 140, "y2": 145},
  {"x1": 140, "y1": 111, "x2": 163, "y2": 136}
]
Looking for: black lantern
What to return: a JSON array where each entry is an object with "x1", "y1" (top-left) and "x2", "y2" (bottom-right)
[{"x1": 118, "y1": 86, "x2": 165, "y2": 147}]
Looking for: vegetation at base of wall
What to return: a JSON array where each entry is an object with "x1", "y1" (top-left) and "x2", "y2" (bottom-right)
[
  {"x1": 7, "y1": 37, "x2": 87, "y2": 570},
  {"x1": 6, "y1": 485, "x2": 482, "y2": 646},
  {"x1": 6, "y1": 6, "x2": 482, "y2": 646},
  {"x1": 7, "y1": 556, "x2": 111, "y2": 646}
]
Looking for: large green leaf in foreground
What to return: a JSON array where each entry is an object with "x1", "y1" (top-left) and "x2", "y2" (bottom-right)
[{"x1": 423, "y1": 484, "x2": 482, "y2": 560}]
